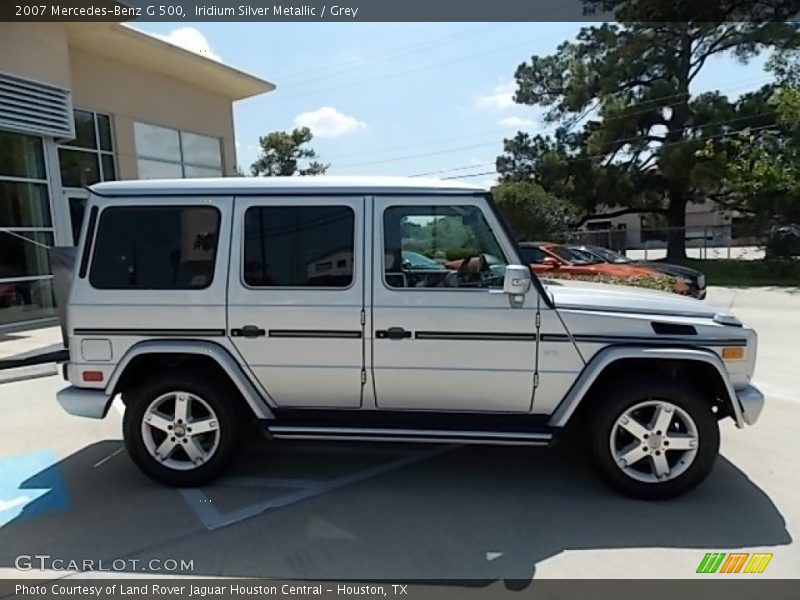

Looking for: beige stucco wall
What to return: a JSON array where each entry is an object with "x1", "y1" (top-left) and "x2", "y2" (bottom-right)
[
  {"x1": 0, "y1": 23, "x2": 72, "y2": 89},
  {"x1": 68, "y1": 47, "x2": 237, "y2": 178},
  {"x1": 0, "y1": 23, "x2": 238, "y2": 178}
]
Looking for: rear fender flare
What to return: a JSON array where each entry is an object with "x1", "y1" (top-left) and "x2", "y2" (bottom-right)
[{"x1": 107, "y1": 340, "x2": 275, "y2": 419}]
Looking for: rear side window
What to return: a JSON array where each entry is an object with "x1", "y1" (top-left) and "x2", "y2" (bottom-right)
[
  {"x1": 243, "y1": 206, "x2": 355, "y2": 288},
  {"x1": 89, "y1": 206, "x2": 220, "y2": 290}
]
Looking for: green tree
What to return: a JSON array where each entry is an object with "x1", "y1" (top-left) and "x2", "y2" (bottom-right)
[
  {"x1": 491, "y1": 181, "x2": 576, "y2": 240},
  {"x1": 711, "y1": 53, "x2": 800, "y2": 238},
  {"x1": 498, "y1": 1, "x2": 799, "y2": 259},
  {"x1": 250, "y1": 127, "x2": 329, "y2": 176}
]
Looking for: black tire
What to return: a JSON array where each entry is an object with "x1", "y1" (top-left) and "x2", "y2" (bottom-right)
[
  {"x1": 586, "y1": 376, "x2": 720, "y2": 500},
  {"x1": 122, "y1": 369, "x2": 243, "y2": 486}
]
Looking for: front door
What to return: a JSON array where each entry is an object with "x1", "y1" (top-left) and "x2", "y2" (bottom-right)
[
  {"x1": 227, "y1": 196, "x2": 366, "y2": 408},
  {"x1": 370, "y1": 196, "x2": 538, "y2": 412}
]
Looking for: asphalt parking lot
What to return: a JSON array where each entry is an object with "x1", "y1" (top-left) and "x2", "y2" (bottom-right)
[{"x1": 0, "y1": 286, "x2": 798, "y2": 581}]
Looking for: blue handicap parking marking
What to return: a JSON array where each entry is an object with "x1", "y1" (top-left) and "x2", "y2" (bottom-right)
[{"x1": 0, "y1": 449, "x2": 69, "y2": 526}]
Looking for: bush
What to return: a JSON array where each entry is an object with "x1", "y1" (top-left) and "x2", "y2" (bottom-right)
[{"x1": 541, "y1": 271, "x2": 681, "y2": 293}]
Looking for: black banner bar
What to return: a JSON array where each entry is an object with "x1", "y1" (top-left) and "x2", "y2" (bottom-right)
[{"x1": 2, "y1": 0, "x2": 799, "y2": 22}]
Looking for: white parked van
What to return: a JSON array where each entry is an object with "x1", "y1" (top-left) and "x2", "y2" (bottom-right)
[{"x1": 55, "y1": 177, "x2": 763, "y2": 499}]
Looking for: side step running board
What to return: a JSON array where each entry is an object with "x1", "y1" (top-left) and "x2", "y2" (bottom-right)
[{"x1": 268, "y1": 426, "x2": 553, "y2": 446}]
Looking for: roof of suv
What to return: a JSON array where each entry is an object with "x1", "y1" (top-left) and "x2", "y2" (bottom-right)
[{"x1": 90, "y1": 176, "x2": 487, "y2": 197}]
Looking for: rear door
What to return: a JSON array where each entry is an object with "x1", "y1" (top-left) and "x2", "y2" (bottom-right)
[{"x1": 227, "y1": 196, "x2": 366, "y2": 408}]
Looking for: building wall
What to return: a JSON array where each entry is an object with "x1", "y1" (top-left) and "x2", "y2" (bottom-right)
[
  {"x1": 0, "y1": 22, "x2": 251, "y2": 329},
  {"x1": 69, "y1": 47, "x2": 237, "y2": 178},
  {"x1": 0, "y1": 23, "x2": 72, "y2": 89}
]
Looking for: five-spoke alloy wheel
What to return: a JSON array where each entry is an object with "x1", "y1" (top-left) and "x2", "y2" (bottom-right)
[
  {"x1": 588, "y1": 376, "x2": 720, "y2": 499},
  {"x1": 141, "y1": 391, "x2": 221, "y2": 471},
  {"x1": 123, "y1": 369, "x2": 242, "y2": 487}
]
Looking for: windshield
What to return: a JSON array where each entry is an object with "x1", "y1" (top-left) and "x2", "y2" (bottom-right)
[
  {"x1": 584, "y1": 245, "x2": 632, "y2": 264},
  {"x1": 548, "y1": 244, "x2": 597, "y2": 265}
]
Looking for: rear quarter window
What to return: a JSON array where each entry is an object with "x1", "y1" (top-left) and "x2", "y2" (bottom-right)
[{"x1": 89, "y1": 206, "x2": 220, "y2": 290}]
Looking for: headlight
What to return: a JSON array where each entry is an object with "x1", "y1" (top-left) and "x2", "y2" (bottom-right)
[{"x1": 697, "y1": 274, "x2": 706, "y2": 288}]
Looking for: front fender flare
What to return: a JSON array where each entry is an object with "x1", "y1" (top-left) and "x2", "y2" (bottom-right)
[
  {"x1": 547, "y1": 346, "x2": 743, "y2": 428},
  {"x1": 107, "y1": 340, "x2": 275, "y2": 419}
]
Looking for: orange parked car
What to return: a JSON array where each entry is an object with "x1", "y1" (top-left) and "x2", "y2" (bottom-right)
[{"x1": 518, "y1": 242, "x2": 690, "y2": 295}]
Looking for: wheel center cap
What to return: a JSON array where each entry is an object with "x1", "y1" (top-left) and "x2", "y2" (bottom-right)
[
  {"x1": 174, "y1": 424, "x2": 186, "y2": 437},
  {"x1": 648, "y1": 433, "x2": 662, "y2": 449}
]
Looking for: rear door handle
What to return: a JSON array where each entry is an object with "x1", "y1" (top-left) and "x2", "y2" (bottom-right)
[
  {"x1": 376, "y1": 327, "x2": 411, "y2": 340},
  {"x1": 231, "y1": 325, "x2": 266, "y2": 338}
]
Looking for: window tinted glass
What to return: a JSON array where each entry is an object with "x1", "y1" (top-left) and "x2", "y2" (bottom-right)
[
  {"x1": 244, "y1": 206, "x2": 355, "y2": 287},
  {"x1": 181, "y1": 132, "x2": 222, "y2": 168},
  {"x1": 71, "y1": 110, "x2": 97, "y2": 149},
  {"x1": 90, "y1": 207, "x2": 220, "y2": 290},
  {"x1": 518, "y1": 247, "x2": 547, "y2": 263},
  {"x1": 383, "y1": 205, "x2": 507, "y2": 289},
  {"x1": 0, "y1": 132, "x2": 45, "y2": 179},
  {"x1": 134, "y1": 122, "x2": 181, "y2": 162},
  {"x1": 137, "y1": 159, "x2": 182, "y2": 179},
  {"x1": 0, "y1": 232, "x2": 53, "y2": 279},
  {"x1": 0, "y1": 181, "x2": 50, "y2": 228},
  {"x1": 96, "y1": 113, "x2": 113, "y2": 151},
  {"x1": 59, "y1": 149, "x2": 100, "y2": 187}
]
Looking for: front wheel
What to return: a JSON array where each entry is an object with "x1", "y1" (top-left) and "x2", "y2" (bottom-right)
[
  {"x1": 587, "y1": 377, "x2": 720, "y2": 500},
  {"x1": 122, "y1": 370, "x2": 243, "y2": 486}
]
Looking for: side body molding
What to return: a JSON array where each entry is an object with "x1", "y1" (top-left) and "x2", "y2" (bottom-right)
[
  {"x1": 107, "y1": 340, "x2": 275, "y2": 419},
  {"x1": 547, "y1": 346, "x2": 744, "y2": 428}
]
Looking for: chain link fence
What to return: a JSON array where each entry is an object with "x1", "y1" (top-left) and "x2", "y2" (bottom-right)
[{"x1": 551, "y1": 223, "x2": 767, "y2": 260}]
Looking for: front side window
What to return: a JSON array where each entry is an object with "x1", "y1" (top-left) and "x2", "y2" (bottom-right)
[
  {"x1": 244, "y1": 206, "x2": 355, "y2": 288},
  {"x1": 90, "y1": 206, "x2": 220, "y2": 290},
  {"x1": 383, "y1": 205, "x2": 507, "y2": 289},
  {"x1": 519, "y1": 246, "x2": 547, "y2": 264}
]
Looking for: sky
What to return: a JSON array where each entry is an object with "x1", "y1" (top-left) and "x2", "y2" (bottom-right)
[{"x1": 134, "y1": 22, "x2": 772, "y2": 188}]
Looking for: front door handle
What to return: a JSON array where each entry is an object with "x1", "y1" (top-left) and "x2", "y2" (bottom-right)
[
  {"x1": 231, "y1": 325, "x2": 266, "y2": 338},
  {"x1": 376, "y1": 327, "x2": 412, "y2": 340}
]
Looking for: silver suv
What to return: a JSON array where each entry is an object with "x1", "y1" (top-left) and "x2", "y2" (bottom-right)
[{"x1": 55, "y1": 177, "x2": 764, "y2": 499}]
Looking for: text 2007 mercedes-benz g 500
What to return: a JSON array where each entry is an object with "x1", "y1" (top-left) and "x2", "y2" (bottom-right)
[{"x1": 55, "y1": 177, "x2": 763, "y2": 499}]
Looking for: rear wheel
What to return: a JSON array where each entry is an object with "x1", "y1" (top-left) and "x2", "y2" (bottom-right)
[
  {"x1": 122, "y1": 370, "x2": 242, "y2": 486},
  {"x1": 587, "y1": 377, "x2": 719, "y2": 500}
]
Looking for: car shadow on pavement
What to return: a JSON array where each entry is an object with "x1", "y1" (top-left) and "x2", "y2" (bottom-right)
[{"x1": 0, "y1": 439, "x2": 791, "y2": 582}]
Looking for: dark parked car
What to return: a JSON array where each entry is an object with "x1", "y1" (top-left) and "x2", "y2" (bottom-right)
[
  {"x1": 568, "y1": 244, "x2": 707, "y2": 299},
  {"x1": 764, "y1": 224, "x2": 800, "y2": 259}
]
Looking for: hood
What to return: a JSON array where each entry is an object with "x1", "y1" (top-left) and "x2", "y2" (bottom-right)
[
  {"x1": 545, "y1": 279, "x2": 725, "y2": 319},
  {"x1": 587, "y1": 262, "x2": 660, "y2": 277},
  {"x1": 636, "y1": 261, "x2": 703, "y2": 280}
]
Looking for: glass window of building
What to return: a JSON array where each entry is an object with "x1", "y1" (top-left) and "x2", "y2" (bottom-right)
[
  {"x1": 57, "y1": 109, "x2": 117, "y2": 188},
  {"x1": 0, "y1": 131, "x2": 56, "y2": 326},
  {"x1": 134, "y1": 122, "x2": 223, "y2": 179}
]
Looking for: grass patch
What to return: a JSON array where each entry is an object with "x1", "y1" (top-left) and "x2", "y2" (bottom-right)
[{"x1": 676, "y1": 258, "x2": 800, "y2": 287}]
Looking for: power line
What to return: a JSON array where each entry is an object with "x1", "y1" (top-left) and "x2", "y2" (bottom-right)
[
  {"x1": 435, "y1": 123, "x2": 777, "y2": 180},
  {"x1": 323, "y1": 76, "x2": 771, "y2": 166},
  {"x1": 348, "y1": 108, "x2": 775, "y2": 174},
  {"x1": 274, "y1": 24, "x2": 509, "y2": 88},
  {"x1": 271, "y1": 26, "x2": 579, "y2": 103}
]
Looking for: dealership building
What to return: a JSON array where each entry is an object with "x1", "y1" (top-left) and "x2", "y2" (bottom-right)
[{"x1": 0, "y1": 22, "x2": 273, "y2": 329}]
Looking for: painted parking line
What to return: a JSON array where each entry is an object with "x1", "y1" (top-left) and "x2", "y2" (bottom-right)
[
  {"x1": 0, "y1": 449, "x2": 69, "y2": 527},
  {"x1": 180, "y1": 444, "x2": 456, "y2": 531}
]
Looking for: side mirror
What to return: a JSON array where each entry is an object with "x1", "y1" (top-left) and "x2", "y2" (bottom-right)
[
  {"x1": 541, "y1": 256, "x2": 559, "y2": 268},
  {"x1": 503, "y1": 265, "x2": 531, "y2": 296}
]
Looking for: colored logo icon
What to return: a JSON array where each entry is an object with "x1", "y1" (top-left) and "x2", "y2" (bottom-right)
[{"x1": 696, "y1": 552, "x2": 773, "y2": 574}]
